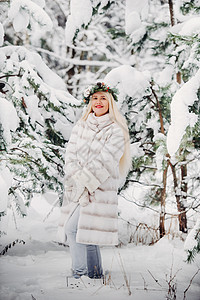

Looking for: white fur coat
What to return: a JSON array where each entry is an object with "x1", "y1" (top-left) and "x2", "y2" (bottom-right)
[{"x1": 58, "y1": 112, "x2": 125, "y2": 245}]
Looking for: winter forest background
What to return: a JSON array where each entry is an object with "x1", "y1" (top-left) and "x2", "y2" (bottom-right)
[{"x1": 0, "y1": 0, "x2": 200, "y2": 299}]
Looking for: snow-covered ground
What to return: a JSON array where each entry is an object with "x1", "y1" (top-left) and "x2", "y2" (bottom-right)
[{"x1": 0, "y1": 198, "x2": 200, "y2": 300}]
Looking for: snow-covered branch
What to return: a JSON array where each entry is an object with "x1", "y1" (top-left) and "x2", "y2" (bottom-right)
[
  {"x1": 167, "y1": 69, "x2": 200, "y2": 156},
  {"x1": 8, "y1": 0, "x2": 53, "y2": 32},
  {"x1": 34, "y1": 47, "x2": 120, "y2": 67}
]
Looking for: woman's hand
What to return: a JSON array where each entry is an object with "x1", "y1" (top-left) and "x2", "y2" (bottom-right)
[{"x1": 66, "y1": 177, "x2": 85, "y2": 203}]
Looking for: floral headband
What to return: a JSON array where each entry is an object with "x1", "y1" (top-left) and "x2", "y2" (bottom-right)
[{"x1": 83, "y1": 82, "x2": 119, "y2": 104}]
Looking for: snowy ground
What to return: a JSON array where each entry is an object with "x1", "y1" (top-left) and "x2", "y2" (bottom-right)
[{"x1": 0, "y1": 199, "x2": 200, "y2": 300}]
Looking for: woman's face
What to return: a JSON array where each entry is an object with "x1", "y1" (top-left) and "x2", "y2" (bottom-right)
[{"x1": 91, "y1": 92, "x2": 109, "y2": 117}]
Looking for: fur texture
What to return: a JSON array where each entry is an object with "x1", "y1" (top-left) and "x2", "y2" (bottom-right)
[{"x1": 58, "y1": 112, "x2": 124, "y2": 245}]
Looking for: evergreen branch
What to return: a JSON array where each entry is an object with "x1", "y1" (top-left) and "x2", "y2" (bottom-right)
[
  {"x1": 41, "y1": 149, "x2": 64, "y2": 170},
  {"x1": 168, "y1": 32, "x2": 200, "y2": 44},
  {"x1": 52, "y1": 241, "x2": 69, "y2": 247},
  {"x1": 0, "y1": 71, "x2": 22, "y2": 79},
  {"x1": 143, "y1": 148, "x2": 156, "y2": 156},
  {"x1": 150, "y1": 86, "x2": 165, "y2": 134},
  {"x1": 135, "y1": 166, "x2": 157, "y2": 170},
  {"x1": 9, "y1": 148, "x2": 41, "y2": 167},
  {"x1": 9, "y1": 147, "x2": 63, "y2": 172},
  {"x1": 146, "y1": 95, "x2": 156, "y2": 106},
  {"x1": 140, "y1": 141, "x2": 155, "y2": 146},
  {"x1": 13, "y1": 178, "x2": 35, "y2": 183},
  {"x1": 0, "y1": 239, "x2": 25, "y2": 256}
]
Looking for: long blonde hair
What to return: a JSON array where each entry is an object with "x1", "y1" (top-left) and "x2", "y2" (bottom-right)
[{"x1": 81, "y1": 92, "x2": 132, "y2": 179}]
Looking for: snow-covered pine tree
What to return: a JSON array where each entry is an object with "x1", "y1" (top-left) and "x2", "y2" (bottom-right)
[
  {"x1": 184, "y1": 219, "x2": 200, "y2": 263},
  {"x1": 165, "y1": 0, "x2": 200, "y2": 235},
  {"x1": 0, "y1": 1, "x2": 82, "y2": 235},
  {"x1": 116, "y1": 0, "x2": 200, "y2": 237}
]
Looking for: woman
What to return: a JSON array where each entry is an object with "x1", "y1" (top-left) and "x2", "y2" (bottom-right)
[{"x1": 58, "y1": 82, "x2": 131, "y2": 280}]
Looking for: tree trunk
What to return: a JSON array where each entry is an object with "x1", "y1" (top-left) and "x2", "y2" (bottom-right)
[
  {"x1": 151, "y1": 87, "x2": 165, "y2": 134},
  {"x1": 168, "y1": 1, "x2": 187, "y2": 232},
  {"x1": 168, "y1": 0, "x2": 182, "y2": 84},
  {"x1": 180, "y1": 161, "x2": 188, "y2": 233},
  {"x1": 159, "y1": 163, "x2": 169, "y2": 238},
  {"x1": 168, "y1": 0, "x2": 175, "y2": 26},
  {"x1": 66, "y1": 47, "x2": 76, "y2": 95},
  {"x1": 169, "y1": 162, "x2": 188, "y2": 233},
  {"x1": 150, "y1": 87, "x2": 168, "y2": 238},
  {"x1": 176, "y1": 71, "x2": 181, "y2": 84}
]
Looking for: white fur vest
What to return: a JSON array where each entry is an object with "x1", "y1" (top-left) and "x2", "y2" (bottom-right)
[{"x1": 58, "y1": 112, "x2": 125, "y2": 245}]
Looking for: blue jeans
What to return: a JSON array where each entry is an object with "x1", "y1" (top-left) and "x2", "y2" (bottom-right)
[{"x1": 65, "y1": 204, "x2": 103, "y2": 279}]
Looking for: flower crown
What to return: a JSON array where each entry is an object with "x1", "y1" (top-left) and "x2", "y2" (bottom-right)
[{"x1": 83, "y1": 82, "x2": 119, "y2": 104}]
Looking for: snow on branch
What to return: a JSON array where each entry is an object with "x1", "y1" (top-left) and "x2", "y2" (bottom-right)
[
  {"x1": 0, "y1": 97, "x2": 19, "y2": 144},
  {"x1": 8, "y1": 0, "x2": 53, "y2": 32},
  {"x1": 125, "y1": 0, "x2": 148, "y2": 43},
  {"x1": 105, "y1": 65, "x2": 151, "y2": 105},
  {"x1": 167, "y1": 69, "x2": 200, "y2": 156},
  {"x1": 0, "y1": 23, "x2": 4, "y2": 46},
  {"x1": 184, "y1": 219, "x2": 200, "y2": 263},
  {"x1": 65, "y1": 0, "x2": 93, "y2": 45},
  {"x1": 34, "y1": 47, "x2": 119, "y2": 68},
  {"x1": 1, "y1": 46, "x2": 66, "y2": 90},
  {"x1": 0, "y1": 45, "x2": 79, "y2": 142},
  {"x1": 169, "y1": 16, "x2": 200, "y2": 36},
  {"x1": 0, "y1": 168, "x2": 12, "y2": 215}
]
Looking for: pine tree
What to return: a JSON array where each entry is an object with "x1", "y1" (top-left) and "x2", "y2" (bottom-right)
[
  {"x1": 0, "y1": 1, "x2": 83, "y2": 234},
  {"x1": 120, "y1": 0, "x2": 200, "y2": 236},
  {"x1": 185, "y1": 220, "x2": 200, "y2": 263}
]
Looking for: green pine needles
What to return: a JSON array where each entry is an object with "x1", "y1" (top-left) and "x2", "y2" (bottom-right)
[{"x1": 186, "y1": 228, "x2": 200, "y2": 263}]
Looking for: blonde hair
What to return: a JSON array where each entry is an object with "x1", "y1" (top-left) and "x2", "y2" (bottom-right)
[{"x1": 81, "y1": 92, "x2": 132, "y2": 179}]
